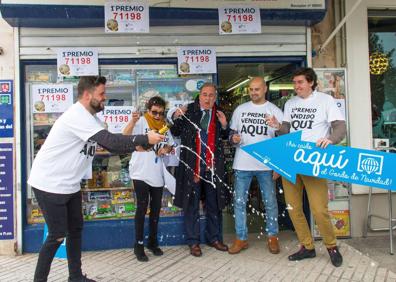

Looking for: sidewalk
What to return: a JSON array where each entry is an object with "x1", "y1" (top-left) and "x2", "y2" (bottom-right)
[{"x1": 1, "y1": 231, "x2": 395, "y2": 282}]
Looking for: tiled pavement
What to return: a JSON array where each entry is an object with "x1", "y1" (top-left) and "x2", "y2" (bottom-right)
[{"x1": 1, "y1": 231, "x2": 396, "y2": 282}]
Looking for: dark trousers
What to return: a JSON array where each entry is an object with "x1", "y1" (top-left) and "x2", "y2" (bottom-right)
[
  {"x1": 133, "y1": 180, "x2": 163, "y2": 245},
  {"x1": 184, "y1": 172, "x2": 222, "y2": 245},
  {"x1": 32, "y1": 188, "x2": 83, "y2": 282}
]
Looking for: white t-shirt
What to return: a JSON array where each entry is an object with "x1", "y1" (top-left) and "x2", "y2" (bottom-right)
[
  {"x1": 230, "y1": 101, "x2": 283, "y2": 171},
  {"x1": 283, "y1": 90, "x2": 345, "y2": 142},
  {"x1": 28, "y1": 102, "x2": 104, "y2": 194},
  {"x1": 128, "y1": 117, "x2": 174, "y2": 187}
]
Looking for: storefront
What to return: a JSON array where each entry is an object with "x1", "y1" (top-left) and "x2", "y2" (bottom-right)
[
  {"x1": 0, "y1": 1, "x2": 330, "y2": 253},
  {"x1": 345, "y1": 0, "x2": 396, "y2": 238}
]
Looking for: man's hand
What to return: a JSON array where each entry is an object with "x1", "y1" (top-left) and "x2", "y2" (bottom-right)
[
  {"x1": 316, "y1": 138, "x2": 333, "y2": 149},
  {"x1": 193, "y1": 175, "x2": 200, "y2": 183},
  {"x1": 173, "y1": 105, "x2": 187, "y2": 119},
  {"x1": 231, "y1": 134, "x2": 241, "y2": 144},
  {"x1": 156, "y1": 145, "x2": 173, "y2": 156},
  {"x1": 147, "y1": 130, "x2": 165, "y2": 145},
  {"x1": 265, "y1": 115, "x2": 280, "y2": 129},
  {"x1": 216, "y1": 110, "x2": 227, "y2": 128},
  {"x1": 131, "y1": 111, "x2": 140, "y2": 124}
]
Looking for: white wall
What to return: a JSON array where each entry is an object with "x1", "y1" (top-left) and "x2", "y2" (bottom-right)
[
  {"x1": 345, "y1": 0, "x2": 373, "y2": 196},
  {"x1": 0, "y1": 18, "x2": 14, "y2": 79}
]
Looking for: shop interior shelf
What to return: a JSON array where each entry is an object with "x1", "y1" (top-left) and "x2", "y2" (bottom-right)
[{"x1": 82, "y1": 187, "x2": 133, "y2": 192}]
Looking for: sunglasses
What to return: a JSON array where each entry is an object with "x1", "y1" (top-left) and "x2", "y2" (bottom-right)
[{"x1": 150, "y1": 110, "x2": 164, "y2": 116}]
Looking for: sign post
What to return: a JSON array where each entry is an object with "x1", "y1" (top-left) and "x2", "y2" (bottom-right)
[{"x1": 0, "y1": 80, "x2": 14, "y2": 240}]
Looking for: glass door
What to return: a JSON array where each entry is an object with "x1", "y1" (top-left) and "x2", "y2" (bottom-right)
[{"x1": 217, "y1": 59, "x2": 303, "y2": 235}]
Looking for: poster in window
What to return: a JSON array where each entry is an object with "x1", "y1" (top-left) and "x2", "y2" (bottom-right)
[
  {"x1": 31, "y1": 84, "x2": 74, "y2": 113},
  {"x1": 315, "y1": 68, "x2": 347, "y2": 119},
  {"x1": 105, "y1": 0, "x2": 149, "y2": 33},
  {"x1": 218, "y1": 6, "x2": 261, "y2": 35},
  {"x1": 57, "y1": 48, "x2": 99, "y2": 77},
  {"x1": 177, "y1": 47, "x2": 217, "y2": 75}
]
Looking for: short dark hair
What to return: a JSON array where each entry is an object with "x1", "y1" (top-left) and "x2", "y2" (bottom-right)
[
  {"x1": 146, "y1": 96, "x2": 166, "y2": 110},
  {"x1": 292, "y1": 68, "x2": 318, "y2": 90},
  {"x1": 77, "y1": 76, "x2": 107, "y2": 98}
]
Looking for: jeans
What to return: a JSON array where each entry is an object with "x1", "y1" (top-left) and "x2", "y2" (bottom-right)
[
  {"x1": 133, "y1": 180, "x2": 163, "y2": 245},
  {"x1": 32, "y1": 188, "x2": 83, "y2": 282},
  {"x1": 233, "y1": 170, "x2": 278, "y2": 239}
]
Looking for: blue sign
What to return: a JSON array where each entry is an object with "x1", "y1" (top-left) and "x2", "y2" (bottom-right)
[
  {"x1": 0, "y1": 143, "x2": 14, "y2": 239},
  {"x1": 242, "y1": 131, "x2": 396, "y2": 191},
  {"x1": 0, "y1": 80, "x2": 14, "y2": 138},
  {"x1": 43, "y1": 224, "x2": 67, "y2": 259}
]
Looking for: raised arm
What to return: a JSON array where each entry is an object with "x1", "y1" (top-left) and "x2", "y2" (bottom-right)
[
  {"x1": 91, "y1": 129, "x2": 164, "y2": 154},
  {"x1": 122, "y1": 112, "x2": 140, "y2": 135}
]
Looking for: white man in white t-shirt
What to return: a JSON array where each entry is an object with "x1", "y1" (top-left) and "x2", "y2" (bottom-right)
[
  {"x1": 228, "y1": 77, "x2": 283, "y2": 255},
  {"x1": 28, "y1": 76, "x2": 164, "y2": 282},
  {"x1": 267, "y1": 68, "x2": 346, "y2": 267}
]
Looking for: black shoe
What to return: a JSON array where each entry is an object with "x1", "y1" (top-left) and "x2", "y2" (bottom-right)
[
  {"x1": 147, "y1": 244, "x2": 164, "y2": 256},
  {"x1": 68, "y1": 274, "x2": 96, "y2": 282},
  {"x1": 288, "y1": 246, "x2": 316, "y2": 261},
  {"x1": 134, "y1": 243, "x2": 149, "y2": 262},
  {"x1": 327, "y1": 246, "x2": 343, "y2": 267}
]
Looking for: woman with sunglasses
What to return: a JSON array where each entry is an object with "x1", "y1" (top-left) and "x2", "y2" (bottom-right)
[{"x1": 123, "y1": 96, "x2": 174, "y2": 262}]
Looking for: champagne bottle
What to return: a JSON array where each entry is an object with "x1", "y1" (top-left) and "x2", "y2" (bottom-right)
[{"x1": 158, "y1": 121, "x2": 172, "y2": 135}]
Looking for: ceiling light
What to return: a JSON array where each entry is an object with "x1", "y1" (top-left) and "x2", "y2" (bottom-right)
[{"x1": 226, "y1": 78, "x2": 250, "y2": 92}]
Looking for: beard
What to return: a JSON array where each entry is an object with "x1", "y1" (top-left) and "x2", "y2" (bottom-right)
[{"x1": 90, "y1": 98, "x2": 104, "y2": 113}]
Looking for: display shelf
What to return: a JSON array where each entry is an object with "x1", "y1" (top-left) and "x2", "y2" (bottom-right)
[
  {"x1": 26, "y1": 64, "x2": 192, "y2": 227},
  {"x1": 111, "y1": 199, "x2": 134, "y2": 205},
  {"x1": 82, "y1": 187, "x2": 132, "y2": 192},
  {"x1": 33, "y1": 122, "x2": 55, "y2": 127},
  {"x1": 95, "y1": 150, "x2": 112, "y2": 156}
]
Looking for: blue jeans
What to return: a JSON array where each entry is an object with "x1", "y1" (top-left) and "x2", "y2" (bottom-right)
[{"x1": 233, "y1": 170, "x2": 279, "y2": 239}]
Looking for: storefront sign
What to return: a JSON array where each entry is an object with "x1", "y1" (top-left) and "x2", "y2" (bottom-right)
[
  {"x1": 242, "y1": 131, "x2": 396, "y2": 191},
  {"x1": 0, "y1": 143, "x2": 14, "y2": 240},
  {"x1": 0, "y1": 80, "x2": 14, "y2": 138},
  {"x1": 168, "y1": 0, "x2": 325, "y2": 9},
  {"x1": 218, "y1": 6, "x2": 261, "y2": 34},
  {"x1": 57, "y1": 48, "x2": 98, "y2": 77},
  {"x1": 97, "y1": 106, "x2": 135, "y2": 133},
  {"x1": 1, "y1": 0, "x2": 325, "y2": 10},
  {"x1": 177, "y1": 47, "x2": 217, "y2": 74},
  {"x1": 31, "y1": 84, "x2": 73, "y2": 113},
  {"x1": 105, "y1": 0, "x2": 149, "y2": 33}
]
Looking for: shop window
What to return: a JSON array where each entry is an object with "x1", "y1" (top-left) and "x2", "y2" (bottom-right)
[
  {"x1": 25, "y1": 63, "x2": 211, "y2": 224},
  {"x1": 368, "y1": 12, "x2": 396, "y2": 147}
]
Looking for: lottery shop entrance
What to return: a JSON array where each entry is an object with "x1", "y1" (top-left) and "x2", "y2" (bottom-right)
[{"x1": 216, "y1": 57, "x2": 307, "y2": 236}]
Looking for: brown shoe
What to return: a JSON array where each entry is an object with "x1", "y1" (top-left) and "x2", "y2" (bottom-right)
[
  {"x1": 267, "y1": 236, "x2": 280, "y2": 254},
  {"x1": 189, "y1": 244, "x2": 202, "y2": 257},
  {"x1": 209, "y1": 240, "x2": 228, "y2": 252},
  {"x1": 228, "y1": 238, "x2": 248, "y2": 254}
]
